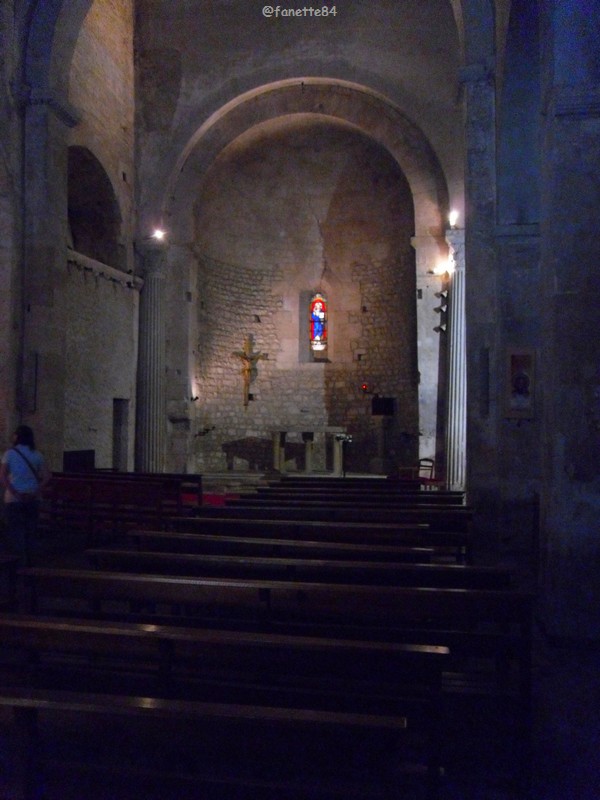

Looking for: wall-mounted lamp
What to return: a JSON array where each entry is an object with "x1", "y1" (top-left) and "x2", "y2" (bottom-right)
[
  {"x1": 151, "y1": 228, "x2": 166, "y2": 241},
  {"x1": 428, "y1": 262, "x2": 452, "y2": 276},
  {"x1": 433, "y1": 323, "x2": 447, "y2": 334},
  {"x1": 448, "y1": 210, "x2": 460, "y2": 229},
  {"x1": 433, "y1": 290, "x2": 448, "y2": 315},
  {"x1": 190, "y1": 396, "x2": 199, "y2": 402}
]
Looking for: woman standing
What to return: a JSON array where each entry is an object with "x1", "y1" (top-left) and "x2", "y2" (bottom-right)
[{"x1": 0, "y1": 425, "x2": 51, "y2": 566}]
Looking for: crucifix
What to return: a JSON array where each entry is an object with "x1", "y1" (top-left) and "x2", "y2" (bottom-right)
[{"x1": 232, "y1": 335, "x2": 267, "y2": 408}]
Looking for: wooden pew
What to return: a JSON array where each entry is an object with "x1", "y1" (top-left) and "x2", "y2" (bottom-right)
[
  {"x1": 42, "y1": 475, "x2": 181, "y2": 542},
  {"x1": 227, "y1": 496, "x2": 472, "y2": 514},
  {"x1": 127, "y1": 529, "x2": 464, "y2": 564},
  {"x1": 256, "y1": 486, "x2": 466, "y2": 505},
  {"x1": 0, "y1": 554, "x2": 19, "y2": 609},
  {"x1": 0, "y1": 615, "x2": 447, "y2": 799},
  {"x1": 0, "y1": 686, "x2": 435, "y2": 800},
  {"x1": 15, "y1": 568, "x2": 533, "y2": 793},
  {"x1": 86, "y1": 548, "x2": 511, "y2": 589},
  {"x1": 54, "y1": 469, "x2": 202, "y2": 506},
  {"x1": 168, "y1": 516, "x2": 473, "y2": 562},
  {"x1": 189, "y1": 504, "x2": 474, "y2": 532},
  {"x1": 18, "y1": 567, "x2": 532, "y2": 698},
  {"x1": 275, "y1": 476, "x2": 423, "y2": 489}
]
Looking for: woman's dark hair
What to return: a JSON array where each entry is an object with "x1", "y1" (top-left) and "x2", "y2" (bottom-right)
[{"x1": 14, "y1": 425, "x2": 35, "y2": 450}]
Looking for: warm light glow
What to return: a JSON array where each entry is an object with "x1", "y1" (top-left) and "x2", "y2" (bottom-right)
[
  {"x1": 448, "y1": 210, "x2": 459, "y2": 228},
  {"x1": 151, "y1": 228, "x2": 166, "y2": 241}
]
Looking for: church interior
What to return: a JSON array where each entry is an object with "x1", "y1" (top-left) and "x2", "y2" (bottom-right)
[{"x1": 0, "y1": 0, "x2": 599, "y2": 797}]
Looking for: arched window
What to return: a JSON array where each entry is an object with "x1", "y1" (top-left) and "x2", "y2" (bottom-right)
[
  {"x1": 68, "y1": 146, "x2": 123, "y2": 270},
  {"x1": 309, "y1": 293, "x2": 328, "y2": 356}
]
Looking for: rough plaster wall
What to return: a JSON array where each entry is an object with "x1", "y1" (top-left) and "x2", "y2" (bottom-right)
[
  {"x1": 188, "y1": 119, "x2": 417, "y2": 473},
  {"x1": 62, "y1": 263, "x2": 138, "y2": 466}
]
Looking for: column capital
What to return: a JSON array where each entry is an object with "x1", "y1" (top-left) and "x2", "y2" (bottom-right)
[
  {"x1": 137, "y1": 240, "x2": 168, "y2": 278},
  {"x1": 445, "y1": 228, "x2": 465, "y2": 273}
]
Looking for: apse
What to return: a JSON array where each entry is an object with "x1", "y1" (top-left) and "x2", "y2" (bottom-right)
[{"x1": 191, "y1": 115, "x2": 418, "y2": 473}]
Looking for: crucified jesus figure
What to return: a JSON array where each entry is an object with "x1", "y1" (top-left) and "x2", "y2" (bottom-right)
[{"x1": 232, "y1": 335, "x2": 267, "y2": 408}]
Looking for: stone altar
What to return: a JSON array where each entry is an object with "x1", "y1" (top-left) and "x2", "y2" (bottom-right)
[{"x1": 271, "y1": 427, "x2": 348, "y2": 475}]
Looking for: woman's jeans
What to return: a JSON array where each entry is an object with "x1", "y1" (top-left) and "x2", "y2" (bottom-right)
[{"x1": 3, "y1": 500, "x2": 39, "y2": 566}]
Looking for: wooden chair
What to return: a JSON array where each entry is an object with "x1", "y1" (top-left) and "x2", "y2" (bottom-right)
[{"x1": 417, "y1": 458, "x2": 435, "y2": 480}]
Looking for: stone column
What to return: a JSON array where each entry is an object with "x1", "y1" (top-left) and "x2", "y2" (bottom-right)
[
  {"x1": 412, "y1": 235, "x2": 448, "y2": 461},
  {"x1": 332, "y1": 435, "x2": 344, "y2": 477},
  {"x1": 135, "y1": 244, "x2": 167, "y2": 472},
  {"x1": 445, "y1": 229, "x2": 466, "y2": 490},
  {"x1": 461, "y1": 62, "x2": 498, "y2": 525},
  {"x1": 272, "y1": 431, "x2": 286, "y2": 473},
  {"x1": 302, "y1": 432, "x2": 314, "y2": 474}
]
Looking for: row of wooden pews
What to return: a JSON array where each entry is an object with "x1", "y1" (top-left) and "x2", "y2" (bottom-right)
[
  {"x1": 0, "y1": 473, "x2": 534, "y2": 798},
  {"x1": 39, "y1": 470, "x2": 202, "y2": 543}
]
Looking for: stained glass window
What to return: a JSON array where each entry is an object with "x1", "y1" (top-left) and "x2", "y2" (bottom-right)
[{"x1": 310, "y1": 293, "x2": 327, "y2": 354}]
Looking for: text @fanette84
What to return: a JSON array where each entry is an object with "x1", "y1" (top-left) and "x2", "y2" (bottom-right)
[{"x1": 262, "y1": 5, "x2": 339, "y2": 18}]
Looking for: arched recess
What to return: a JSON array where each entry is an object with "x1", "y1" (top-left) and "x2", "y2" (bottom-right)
[
  {"x1": 16, "y1": 0, "x2": 118, "y2": 468},
  {"x1": 162, "y1": 79, "x2": 449, "y2": 244},
  {"x1": 68, "y1": 146, "x2": 123, "y2": 269},
  {"x1": 22, "y1": 0, "x2": 94, "y2": 97},
  {"x1": 151, "y1": 79, "x2": 452, "y2": 468}
]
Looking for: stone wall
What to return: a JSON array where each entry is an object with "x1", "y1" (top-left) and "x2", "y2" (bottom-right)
[
  {"x1": 186, "y1": 120, "x2": 419, "y2": 473},
  {"x1": 62, "y1": 255, "x2": 139, "y2": 467},
  {"x1": 537, "y1": 0, "x2": 600, "y2": 638},
  {"x1": 0, "y1": 2, "x2": 20, "y2": 445},
  {"x1": 54, "y1": 0, "x2": 137, "y2": 470}
]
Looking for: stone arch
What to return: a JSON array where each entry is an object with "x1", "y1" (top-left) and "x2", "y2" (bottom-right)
[
  {"x1": 68, "y1": 146, "x2": 123, "y2": 269},
  {"x1": 159, "y1": 79, "x2": 451, "y2": 470},
  {"x1": 23, "y1": 0, "x2": 94, "y2": 97},
  {"x1": 163, "y1": 79, "x2": 449, "y2": 246}
]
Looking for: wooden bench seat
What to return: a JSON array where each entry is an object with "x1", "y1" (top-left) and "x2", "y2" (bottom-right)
[
  {"x1": 128, "y1": 529, "x2": 460, "y2": 563},
  {"x1": 0, "y1": 554, "x2": 19, "y2": 609},
  {"x1": 228, "y1": 495, "x2": 472, "y2": 512},
  {"x1": 86, "y1": 548, "x2": 511, "y2": 589},
  {"x1": 0, "y1": 616, "x2": 447, "y2": 799},
  {"x1": 255, "y1": 487, "x2": 466, "y2": 505},
  {"x1": 189, "y1": 504, "x2": 474, "y2": 531},
  {"x1": 0, "y1": 689, "x2": 432, "y2": 800},
  {"x1": 13, "y1": 566, "x2": 533, "y2": 793},
  {"x1": 266, "y1": 478, "x2": 458, "y2": 494},
  {"x1": 168, "y1": 516, "x2": 473, "y2": 562},
  {"x1": 275, "y1": 476, "x2": 423, "y2": 489},
  {"x1": 0, "y1": 685, "x2": 437, "y2": 800},
  {"x1": 18, "y1": 567, "x2": 532, "y2": 699},
  {"x1": 41, "y1": 473, "x2": 200, "y2": 541},
  {"x1": 0, "y1": 613, "x2": 447, "y2": 696}
]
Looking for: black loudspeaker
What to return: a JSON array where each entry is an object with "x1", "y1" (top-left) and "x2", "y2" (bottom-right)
[{"x1": 372, "y1": 396, "x2": 394, "y2": 415}]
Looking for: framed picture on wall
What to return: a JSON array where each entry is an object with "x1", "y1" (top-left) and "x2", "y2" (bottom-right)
[{"x1": 505, "y1": 349, "x2": 535, "y2": 419}]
